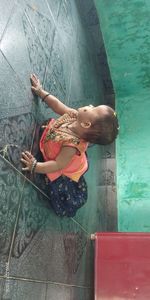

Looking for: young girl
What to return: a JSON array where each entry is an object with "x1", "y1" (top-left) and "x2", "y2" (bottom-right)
[{"x1": 21, "y1": 74, "x2": 119, "y2": 217}]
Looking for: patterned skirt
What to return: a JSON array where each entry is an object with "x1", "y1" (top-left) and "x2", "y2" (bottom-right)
[{"x1": 46, "y1": 175, "x2": 88, "y2": 217}]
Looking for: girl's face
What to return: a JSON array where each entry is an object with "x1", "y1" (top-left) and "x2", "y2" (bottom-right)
[{"x1": 77, "y1": 105, "x2": 107, "y2": 124}]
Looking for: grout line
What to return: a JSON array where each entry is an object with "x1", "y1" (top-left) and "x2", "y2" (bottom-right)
[
  {"x1": 71, "y1": 218, "x2": 90, "y2": 236},
  {"x1": 0, "y1": 274, "x2": 91, "y2": 289}
]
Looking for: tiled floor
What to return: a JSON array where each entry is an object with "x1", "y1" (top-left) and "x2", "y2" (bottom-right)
[{"x1": 0, "y1": 0, "x2": 117, "y2": 299}]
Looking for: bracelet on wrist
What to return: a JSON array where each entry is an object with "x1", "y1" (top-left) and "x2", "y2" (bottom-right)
[
  {"x1": 42, "y1": 93, "x2": 50, "y2": 102},
  {"x1": 30, "y1": 159, "x2": 37, "y2": 174}
]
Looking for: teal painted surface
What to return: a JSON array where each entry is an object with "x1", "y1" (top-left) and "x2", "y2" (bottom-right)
[{"x1": 95, "y1": 0, "x2": 150, "y2": 231}]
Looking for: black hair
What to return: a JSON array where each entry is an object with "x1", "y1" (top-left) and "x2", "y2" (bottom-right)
[{"x1": 82, "y1": 106, "x2": 119, "y2": 145}]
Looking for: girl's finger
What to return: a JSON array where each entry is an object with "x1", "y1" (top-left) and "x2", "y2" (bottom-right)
[
  {"x1": 25, "y1": 151, "x2": 33, "y2": 158},
  {"x1": 33, "y1": 74, "x2": 38, "y2": 80},
  {"x1": 22, "y1": 167, "x2": 29, "y2": 171},
  {"x1": 20, "y1": 158, "x2": 28, "y2": 165},
  {"x1": 22, "y1": 152, "x2": 30, "y2": 161}
]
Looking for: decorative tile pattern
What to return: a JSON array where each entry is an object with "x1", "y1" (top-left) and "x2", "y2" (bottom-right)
[
  {"x1": 25, "y1": 5, "x2": 55, "y2": 59},
  {"x1": 0, "y1": 157, "x2": 24, "y2": 275},
  {"x1": 10, "y1": 182, "x2": 93, "y2": 286},
  {"x1": 45, "y1": 0, "x2": 61, "y2": 20},
  {"x1": 22, "y1": 12, "x2": 48, "y2": 84},
  {"x1": 0, "y1": 51, "x2": 31, "y2": 119},
  {"x1": 0, "y1": 113, "x2": 36, "y2": 170},
  {"x1": 23, "y1": 0, "x2": 52, "y2": 19},
  {"x1": 0, "y1": 4, "x2": 32, "y2": 91}
]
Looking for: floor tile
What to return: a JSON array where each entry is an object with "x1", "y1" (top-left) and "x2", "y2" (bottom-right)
[
  {"x1": 9, "y1": 181, "x2": 93, "y2": 287},
  {"x1": 2, "y1": 278, "x2": 46, "y2": 300},
  {"x1": 106, "y1": 186, "x2": 117, "y2": 231},
  {"x1": 23, "y1": 0, "x2": 51, "y2": 19},
  {"x1": 22, "y1": 11, "x2": 48, "y2": 84},
  {"x1": 25, "y1": 4, "x2": 55, "y2": 59},
  {"x1": 0, "y1": 113, "x2": 36, "y2": 171},
  {"x1": 0, "y1": 278, "x2": 4, "y2": 298},
  {"x1": 0, "y1": 3, "x2": 32, "y2": 91},
  {"x1": 0, "y1": 51, "x2": 31, "y2": 119},
  {"x1": 0, "y1": 0, "x2": 15, "y2": 41},
  {"x1": 46, "y1": 284, "x2": 93, "y2": 300},
  {"x1": 0, "y1": 157, "x2": 24, "y2": 275},
  {"x1": 57, "y1": 0, "x2": 75, "y2": 47},
  {"x1": 45, "y1": 0, "x2": 61, "y2": 20}
]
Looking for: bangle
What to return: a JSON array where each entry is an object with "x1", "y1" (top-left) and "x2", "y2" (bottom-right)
[
  {"x1": 42, "y1": 93, "x2": 50, "y2": 102},
  {"x1": 30, "y1": 159, "x2": 37, "y2": 174}
]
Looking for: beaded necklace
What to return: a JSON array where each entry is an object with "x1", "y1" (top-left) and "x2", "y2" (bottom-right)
[{"x1": 45, "y1": 113, "x2": 80, "y2": 145}]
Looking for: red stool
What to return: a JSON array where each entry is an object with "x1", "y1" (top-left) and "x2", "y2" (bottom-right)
[{"x1": 93, "y1": 233, "x2": 150, "y2": 299}]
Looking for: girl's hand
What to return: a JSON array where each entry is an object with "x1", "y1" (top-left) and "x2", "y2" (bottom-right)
[
  {"x1": 30, "y1": 74, "x2": 42, "y2": 96},
  {"x1": 21, "y1": 151, "x2": 36, "y2": 172}
]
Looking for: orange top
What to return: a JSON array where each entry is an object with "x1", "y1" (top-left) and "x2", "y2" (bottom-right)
[{"x1": 39, "y1": 112, "x2": 88, "y2": 182}]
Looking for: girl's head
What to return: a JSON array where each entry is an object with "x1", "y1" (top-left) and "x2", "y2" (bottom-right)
[{"x1": 77, "y1": 105, "x2": 119, "y2": 145}]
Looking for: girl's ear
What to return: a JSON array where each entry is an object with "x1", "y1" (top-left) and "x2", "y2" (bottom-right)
[{"x1": 80, "y1": 121, "x2": 91, "y2": 129}]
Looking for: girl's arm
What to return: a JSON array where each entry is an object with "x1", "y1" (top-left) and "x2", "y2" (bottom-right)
[
  {"x1": 31, "y1": 74, "x2": 75, "y2": 116},
  {"x1": 21, "y1": 147, "x2": 77, "y2": 174},
  {"x1": 38, "y1": 90, "x2": 73, "y2": 116}
]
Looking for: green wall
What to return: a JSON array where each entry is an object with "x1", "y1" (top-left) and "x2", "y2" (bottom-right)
[{"x1": 95, "y1": 0, "x2": 150, "y2": 231}]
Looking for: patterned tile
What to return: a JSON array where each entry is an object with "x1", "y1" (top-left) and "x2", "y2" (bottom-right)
[
  {"x1": 42, "y1": 29, "x2": 72, "y2": 110},
  {"x1": 9, "y1": 181, "x2": 93, "y2": 287},
  {"x1": 102, "y1": 142, "x2": 116, "y2": 159},
  {"x1": 0, "y1": 113, "x2": 36, "y2": 171},
  {"x1": 57, "y1": 0, "x2": 75, "y2": 46},
  {"x1": 106, "y1": 186, "x2": 117, "y2": 231},
  {"x1": 23, "y1": 0, "x2": 52, "y2": 19},
  {"x1": 0, "y1": 0, "x2": 15, "y2": 41},
  {"x1": 0, "y1": 157, "x2": 24, "y2": 275},
  {"x1": 22, "y1": 11, "x2": 48, "y2": 85},
  {"x1": 2, "y1": 278, "x2": 46, "y2": 300},
  {"x1": 25, "y1": 5, "x2": 55, "y2": 59},
  {"x1": 0, "y1": 51, "x2": 31, "y2": 119},
  {"x1": 68, "y1": 43, "x2": 102, "y2": 108},
  {"x1": 0, "y1": 278, "x2": 4, "y2": 298},
  {"x1": 45, "y1": 0, "x2": 61, "y2": 20},
  {"x1": 105, "y1": 158, "x2": 116, "y2": 186},
  {"x1": 0, "y1": 3, "x2": 32, "y2": 91}
]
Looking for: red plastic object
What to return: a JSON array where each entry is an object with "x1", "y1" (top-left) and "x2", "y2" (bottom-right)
[{"x1": 94, "y1": 233, "x2": 150, "y2": 300}]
